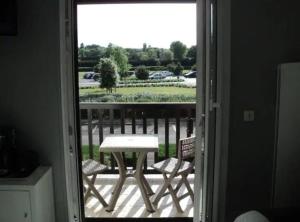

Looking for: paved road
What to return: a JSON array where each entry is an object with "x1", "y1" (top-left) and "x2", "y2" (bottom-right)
[{"x1": 79, "y1": 79, "x2": 99, "y2": 88}]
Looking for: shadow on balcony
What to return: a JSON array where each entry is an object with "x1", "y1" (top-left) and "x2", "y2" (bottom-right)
[{"x1": 84, "y1": 174, "x2": 194, "y2": 218}]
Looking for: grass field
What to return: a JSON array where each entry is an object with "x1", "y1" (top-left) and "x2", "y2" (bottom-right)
[
  {"x1": 81, "y1": 144, "x2": 177, "y2": 164},
  {"x1": 80, "y1": 87, "x2": 195, "y2": 97}
]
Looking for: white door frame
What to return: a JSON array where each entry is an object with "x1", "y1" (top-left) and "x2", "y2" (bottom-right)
[
  {"x1": 194, "y1": 0, "x2": 231, "y2": 222},
  {"x1": 59, "y1": 0, "x2": 83, "y2": 221},
  {"x1": 208, "y1": 0, "x2": 231, "y2": 221},
  {"x1": 59, "y1": 0, "x2": 231, "y2": 221},
  {"x1": 193, "y1": 0, "x2": 206, "y2": 221},
  {"x1": 212, "y1": 0, "x2": 231, "y2": 221}
]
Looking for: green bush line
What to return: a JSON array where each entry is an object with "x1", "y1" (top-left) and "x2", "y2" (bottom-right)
[
  {"x1": 79, "y1": 93, "x2": 196, "y2": 103},
  {"x1": 117, "y1": 83, "x2": 195, "y2": 88},
  {"x1": 79, "y1": 83, "x2": 195, "y2": 89},
  {"x1": 118, "y1": 79, "x2": 184, "y2": 84}
]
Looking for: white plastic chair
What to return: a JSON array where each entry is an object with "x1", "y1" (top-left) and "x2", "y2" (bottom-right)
[
  {"x1": 151, "y1": 136, "x2": 195, "y2": 212},
  {"x1": 82, "y1": 159, "x2": 108, "y2": 207}
]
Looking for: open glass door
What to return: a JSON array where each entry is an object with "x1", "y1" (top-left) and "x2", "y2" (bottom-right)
[
  {"x1": 59, "y1": 0, "x2": 220, "y2": 221},
  {"x1": 194, "y1": 0, "x2": 218, "y2": 221}
]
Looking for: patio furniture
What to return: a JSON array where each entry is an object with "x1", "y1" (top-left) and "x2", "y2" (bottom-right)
[
  {"x1": 99, "y1": 135, "x2": 159, "y2": 213},
  {"x1": 82, "y1": 159, "x2": 108, "y2": 207},
  {"x1": 152, "y1": 136, "x2": 195, "y2": 212}
]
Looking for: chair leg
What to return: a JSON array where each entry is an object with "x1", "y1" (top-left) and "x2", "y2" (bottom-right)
[
  {"x1": 173, "y1": 177, "x2": 184, "y2": 195},
  {"x1": 182, "y1": 174, "x2": 194, "y2": 202},
  {"x1": 167, "y1": 183, "x2": 183, "y2": 213},
  {"x1": 153, "y1": 173, "x2": 170, "y2": 206},
  {"x1": 84, "y1": 174, "x2": 96, "y2": 202},
  {"x1": 164, "y1": 174, "x2": 183, "y2": 213},
  {"x1": 83, "y1": 174, "x2": 108, "y2": 207}
]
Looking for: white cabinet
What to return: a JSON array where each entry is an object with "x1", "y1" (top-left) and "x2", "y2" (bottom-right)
[{"x1": 0, "y1": 167, "x2": 55, "y2": 222}]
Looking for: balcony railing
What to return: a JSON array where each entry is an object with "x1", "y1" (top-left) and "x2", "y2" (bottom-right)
[{"x1": 80, "y1": 102, "x2": 196, "y2": 173}]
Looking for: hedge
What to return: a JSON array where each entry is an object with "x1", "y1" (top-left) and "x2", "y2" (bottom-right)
[
  {"x1": 80, "y1": 93, "x2": 195, "y2": 103},
  {"x1": 118, "y1": 79, "x2": 184, "y2": 84},
  {"x1": 78, "y1": 67, "x2": 94, "y2": 72}
]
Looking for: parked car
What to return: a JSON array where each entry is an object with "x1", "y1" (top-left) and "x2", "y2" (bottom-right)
[
  {"x1": 83, "y1": 72, "x2": 100, "y2": 81},
  {"x1": 184, "y1": 71, "x2": 197, "y2": 78},
  {"x1": 160, "y1": 71, "x2": 174, "y2": 77},
  {"x1": 149, "y1": 72, "x2": 165, "y2": 79},
  {"x1": 83, "y1": 72, "x2": 94, "y2": 79},
  {"x1": 149, "y1": 71, "x2": 174, "y2": 79}
]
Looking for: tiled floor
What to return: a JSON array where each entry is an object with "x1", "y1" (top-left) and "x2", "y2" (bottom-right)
[{"x1": 84, "y1": 174, "x2": 194, "y2": 218}]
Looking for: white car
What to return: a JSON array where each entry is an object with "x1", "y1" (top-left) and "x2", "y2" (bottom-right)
[
  {"x1": 149, "y1": 72, "x2": 165, "y2": 79},
  {"x1": 149, "y1": 71, "x2": 174, "y2": 79},
  {"x1": 160, "y1": 71, "x2": 174, "y2": 77}
]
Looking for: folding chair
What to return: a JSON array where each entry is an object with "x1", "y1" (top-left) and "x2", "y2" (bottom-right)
[
  {"x1": 152, "y1": 136, "x2": 195, "y2": 212},
  {"x1": 82, "y1": 159, "x2": 108, "y2": 207}
]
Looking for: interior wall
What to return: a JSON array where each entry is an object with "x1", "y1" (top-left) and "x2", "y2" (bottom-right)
[
  {"x1": 226, "y1": 0, "x2": 300, "y2": 221},
  {"x1": 0, "y1": 0, "x2": 68, "y2": 221}
]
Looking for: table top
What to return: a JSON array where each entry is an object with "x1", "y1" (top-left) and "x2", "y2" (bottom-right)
[{"x1": 99, "y1": 135, "x2": 159, "y2": 152}]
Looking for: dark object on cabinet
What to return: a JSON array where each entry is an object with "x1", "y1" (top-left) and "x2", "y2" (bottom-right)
[{"x1": 0, "y1": 128, "x2": 39, "y2": 178}]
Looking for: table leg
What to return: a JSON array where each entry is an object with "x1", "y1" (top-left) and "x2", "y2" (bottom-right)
[
  {"x1": 135, "y1": 152, "x2": 155, "y2": 213},
  {"x1": 106, "y1": 152, "x2": 126, "y2": 212}
]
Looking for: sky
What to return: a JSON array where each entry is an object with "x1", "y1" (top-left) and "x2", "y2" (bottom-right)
[{"x1": 77, "y1": 4, "x2": 196, "y2": 49}]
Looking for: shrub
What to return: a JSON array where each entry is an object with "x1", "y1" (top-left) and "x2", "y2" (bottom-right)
[
  {"x1": 135, "y1": 66, "x2": 149, "y2": 80},
  {"x1": 118, "y1": 78, "x2": 183, "y2": 84},
  {"x1": 174, "y1": 63, "x2": 183, "y2": 77},
  {"x1": 167, "y1": 63, "x2": 176, "y2": 73},
  {"x1": 79, "y1": 93, "x2": 195, "y2": 103},
  {"x1": 191, "y1": 64, "x2": 197, "y2": 71},
  {"x1": 98, "y1": 58, "x2": 118, "y2": 93}
]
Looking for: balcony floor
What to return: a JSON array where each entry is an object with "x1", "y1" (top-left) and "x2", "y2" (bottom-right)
[{"x1": 84, "y1": 174, "x2": 194, "y2": 218}]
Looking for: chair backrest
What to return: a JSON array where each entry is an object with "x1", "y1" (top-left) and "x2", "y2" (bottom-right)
[{"x1": 178, "y1": 136, "x2": 196, "y2": 161}]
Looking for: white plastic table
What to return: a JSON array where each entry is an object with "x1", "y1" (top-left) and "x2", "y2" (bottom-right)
[{"x1": 99, "y1": 135, "x2": 159, "y2": 212}]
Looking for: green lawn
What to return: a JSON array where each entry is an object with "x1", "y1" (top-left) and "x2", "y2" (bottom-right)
[
  {"x1": 81, "y1": 144, "x2": 177, "y2": 164},
  {"x1": 80, "y1": 87, "x2": 195, "y2": 97}
]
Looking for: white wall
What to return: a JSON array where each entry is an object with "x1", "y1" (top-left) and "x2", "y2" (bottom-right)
[{"x1": 0, "y1": 0, "x2": 68, "y2": 221}]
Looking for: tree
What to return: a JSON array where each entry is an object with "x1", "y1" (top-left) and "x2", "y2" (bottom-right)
[
  {"x1": 78, "y1": 43, "x2": 85, "y2": 59},
  {"x1": 146, "y1": 48, "x2": 158, "y2": 60},
  {"x1": 98, "y1": 58, "x2": 118, "y2": 93},
  {"x1": 186, "y1": 45, "x2": 197, "y2": 65},
  {"x1": 105, "y1": 44, "x2": 131, "y2": 79},
  {"x1": 170, "y1": 41, "x2": 187, "y2": 61},
  {"x1": 143, "y1": 43, "x2": 147, "y2": 52},
  {"x1": 160, "y1": 49, "x2": 174, "y2": 64},
  {"x1": 84, "y1": 44, "x2": 106, "y2": 58},
  {"x1": 135, "y1": 66, "x2": 149, "y2": 80},
  {"x1": 187, "y1": 45, "x2": 197, "y2": 59},
  {"x1": 167, "y1": 63, "x2": 176, "y2": 73}
]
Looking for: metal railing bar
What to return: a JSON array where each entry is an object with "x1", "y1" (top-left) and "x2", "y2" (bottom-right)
[
  {"x1": 87, "y1": 109, "x2": 94, "y2": 159},
  {"x1": 176, "y1": 110, "x2": 181, "y2": 156},
  {"x1": 98, "y1": 109, "x2": 104, "y2": 163},
  {"x1": 165, "y1": 116, "x2": 169, "y2": 159}
]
